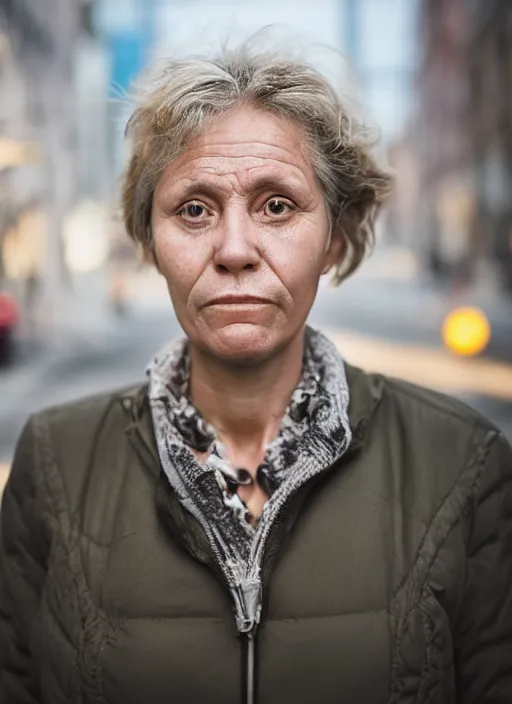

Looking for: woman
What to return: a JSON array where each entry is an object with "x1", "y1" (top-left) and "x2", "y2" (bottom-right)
[{"x1": 1, "y1": 42, "x2": 511, "y2": 704}]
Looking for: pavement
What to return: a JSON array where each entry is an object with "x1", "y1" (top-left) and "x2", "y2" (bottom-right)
[
  {"x1": 313, "y1": 256, "x2": 512, "y2": 363},
  {"x1": 1, "y1": 250, "x2": 511, "y2": 492}
]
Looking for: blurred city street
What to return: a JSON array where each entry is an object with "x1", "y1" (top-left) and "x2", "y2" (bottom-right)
[
  {"x1": 1, "y1": 248, "x2": 511, "y2": 490},
  {"x1": 3, "y1": 4, "x2": 512, "y2": 699}
]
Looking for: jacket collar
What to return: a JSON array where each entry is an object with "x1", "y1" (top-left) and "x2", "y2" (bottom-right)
[
  {"x1": 120, "y1": 361, "x2": 384, "y2": 469},
  {"x1": 344, "y1": 363, "x2": 384, "y2": 450},
  {"x1": 120, "y1": 383, "x2": 160, "y2": 475}
]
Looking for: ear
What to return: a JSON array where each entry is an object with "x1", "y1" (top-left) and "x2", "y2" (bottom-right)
[{"x1": 321, "y1": 224, "x2": 345, "y2": 275}]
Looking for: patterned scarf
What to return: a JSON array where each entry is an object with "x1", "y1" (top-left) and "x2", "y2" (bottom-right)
[{"x1": 147, "y1": 326, "x2": 352, "y2": 565}]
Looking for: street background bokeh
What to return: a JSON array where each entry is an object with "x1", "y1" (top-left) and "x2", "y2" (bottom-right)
[{"x1": 1, "y1": 0, "x2": 511, "y2": 489}]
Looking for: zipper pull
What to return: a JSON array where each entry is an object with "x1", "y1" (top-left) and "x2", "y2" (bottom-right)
[{"x1": 233, "y1": 581, "x2": 262, "y2": 635}]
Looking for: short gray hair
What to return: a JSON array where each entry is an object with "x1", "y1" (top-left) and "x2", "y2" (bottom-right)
[{"x1": 122, "y1": 40, "x2": 393, "y2": 283}]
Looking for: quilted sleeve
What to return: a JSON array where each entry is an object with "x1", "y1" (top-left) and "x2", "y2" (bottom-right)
[
  {"x1": 0, "y1": 417, "x2": 48, "y2": 703},
  {"x1": 454, "y1": 431, "x2": 512, "y2": 703}
]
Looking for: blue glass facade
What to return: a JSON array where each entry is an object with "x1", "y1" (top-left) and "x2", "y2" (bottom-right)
[{"x1": 92, "y1": 0, "x2": 154, "y2": 96}]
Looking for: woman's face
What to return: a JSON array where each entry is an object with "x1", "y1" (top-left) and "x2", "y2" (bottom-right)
[{"x1": 151, "y1": 106, "x2": 342, "y2": 363}]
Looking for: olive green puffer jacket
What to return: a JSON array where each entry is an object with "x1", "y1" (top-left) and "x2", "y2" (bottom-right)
[{"x1": 1, "y1": 364, "x2": 511, "y2": 704}]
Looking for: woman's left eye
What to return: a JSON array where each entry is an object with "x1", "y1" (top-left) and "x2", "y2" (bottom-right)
[{"x1": 263, "y1": 198, "x2": 294, "y2": 217}]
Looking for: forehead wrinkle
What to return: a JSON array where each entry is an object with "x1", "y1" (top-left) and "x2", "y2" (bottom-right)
[
  {"x1": 196, "y1": 143, "x2": 313, "y2": 178},
  {"x1": 191, "y1": 133, "x2": 304, "y2": 157},
  {"x1": 170, "y1": 156, "x2": 314, "y2": 200},
  {"x1": 176, "y1": 130, "x2": 311, "y2": 169}
]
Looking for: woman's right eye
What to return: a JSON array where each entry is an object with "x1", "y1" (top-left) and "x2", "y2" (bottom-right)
[{"x1": 179, "y1": 202, "x2": 208, "y2": 222}]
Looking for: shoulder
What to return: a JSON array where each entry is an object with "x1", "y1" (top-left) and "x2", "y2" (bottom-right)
[
  {"x1": 18, "y1": 384, "x2": 148, "y2": 508},
  {"x1": 381, "y1": 373, "x2": 498, "y2": 436},
  {"x1": 31, "y1": 383, "x2": 145, "y2": 446},
  {"x1": 347, "y1": 365, "x2": 512, "y2": 548},
  {"x1": 380, "y1": 374, "x2": 511, "y2": 485},
  {"x1": 346, "y1": 363, "x2": 508, "y2": 491},
  {"x1": 347, "y1": 360, "x2": 501, "y2": 441}
]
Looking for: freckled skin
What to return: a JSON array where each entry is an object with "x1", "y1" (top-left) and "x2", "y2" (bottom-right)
[{"x1": 151, "y1": 106, "x2": 342, "y2": 364}]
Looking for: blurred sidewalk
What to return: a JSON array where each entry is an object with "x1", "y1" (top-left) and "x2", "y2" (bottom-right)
[
  {"x1": 1, "y1": 271, "x2": 117, "y2": 401},
  {"x1": 315, "y1": 245, "x2": 512, "y2": 362},
  {"x1": 3, "y1": 266, "x2": 166, "y2": 373}
]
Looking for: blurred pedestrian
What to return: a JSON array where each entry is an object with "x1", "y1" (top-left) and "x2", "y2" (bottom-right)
[
  {"x1": 1, "y1": 39, "x2": 511, "y2": 704},
  {"x1": 0, "y1": 290, "x2": 19, "y2": 365},
  {"x1": 496, "y1": 209, "x2": 512, "y2": 295},
  {"x1": 23, "y1": 271, "x2": 41, "y2": 341},
  {"x1": 108, "y1": 267, "x2": 129, "y2": 317}
]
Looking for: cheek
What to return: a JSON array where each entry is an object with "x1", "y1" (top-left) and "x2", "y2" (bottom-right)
[
  {"x1": 153, "y1": 226, "x2": 208, "y2": 299},
  {"x1": 262, "y1": 223, "x2": 328, "y2": 291}
]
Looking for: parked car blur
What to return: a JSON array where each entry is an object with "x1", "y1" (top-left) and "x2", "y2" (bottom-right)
[{"x1": 0, "y1": 291, "x2": 20, "y2": 365}]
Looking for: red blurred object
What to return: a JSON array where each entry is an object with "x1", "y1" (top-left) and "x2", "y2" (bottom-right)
[{"x1": 0, "y1": 292, "x2": 20, "y2": 329}]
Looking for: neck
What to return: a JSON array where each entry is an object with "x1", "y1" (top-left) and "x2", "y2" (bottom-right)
[{"x1": 189, "y1": 329, "x2": 306, "y2": 463}]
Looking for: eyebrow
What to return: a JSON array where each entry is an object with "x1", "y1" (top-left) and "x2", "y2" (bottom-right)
[
  {"x1": 165, "y1": 172, "x2": 309, "y2": 204},
  {"x1": 170, "y1": 181, "x2": 227, "y2": 204}
]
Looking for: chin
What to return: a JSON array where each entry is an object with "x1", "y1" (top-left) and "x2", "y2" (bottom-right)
[{"x1": 207, "y1": 324, "x2": 282, "y2": 364}]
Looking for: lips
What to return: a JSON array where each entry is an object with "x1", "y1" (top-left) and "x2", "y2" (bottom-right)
[{"x1": 206, "y1": 295, "x2": 272, "y2": 305}]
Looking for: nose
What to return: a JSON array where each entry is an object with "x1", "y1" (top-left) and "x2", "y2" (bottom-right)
[{"x1": 213, "y1": 208, "x2": 261, "y2": 276}]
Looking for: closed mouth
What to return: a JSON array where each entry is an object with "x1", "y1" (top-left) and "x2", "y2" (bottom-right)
[{"x1": 207, "y1": 296, "x2": 272, "y2": 305}]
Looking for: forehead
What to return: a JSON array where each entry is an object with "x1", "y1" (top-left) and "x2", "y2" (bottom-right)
[{"x1": 156, "y1": 107, "x2": 318, "y2": 196}]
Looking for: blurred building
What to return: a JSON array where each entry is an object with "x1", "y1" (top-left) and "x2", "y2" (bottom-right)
[
  {"x1": 414, "y1": 0, "x2": 474, "y2": 280},
  {"x1": 0, "y1": 0, "x2": 156, "y2": 339},
  {"x1": 342, "y1": 0, "x2": 419, "y2": 144},
  {"x1": 0, "y1": 22, "x2": 45, "y2": 288},
  {"x1": 75, "y1": 1, "x2": 111, "y2": 201},
  {"x1": 386, "y1": 126, "x2": 421, "y2": 248},
  {"x1": 0, "y1": 0, "x2": 83, "y2": 325},
  {"x1": 91, "y1": 0, "x2": 156, "y2": 179},
  {"x1": 466, "y1": 0, "x2": 512, "y2": 292},
  {"x1": 401, "y1": 0, "x2": 512, "y2": 293},
  {"x1": 341, "y1": 0, "x2": 420, "y2": 248}
]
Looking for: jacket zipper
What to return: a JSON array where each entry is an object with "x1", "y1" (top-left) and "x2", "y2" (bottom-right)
[
  {"x1": 135, "y1": 406, "x2": 332, "y2": 704},
  {"x1": 131, "y1": 414, "x2": 261, "y2": 629},
  {"x1": 240, "y1": 451, "x2": 360, "y2": 704},
  {"x1": 245, "y1": 633, "x2": 256, "y2": 704},
  {"x1": 130, "y1": 403, "x2": 356, "y2": 704}
]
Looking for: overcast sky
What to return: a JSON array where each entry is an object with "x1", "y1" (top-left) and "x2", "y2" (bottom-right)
[
  {"x1": 157, "y1": 1, "x2": 343, "y2": 53},
  {"x1": 153, "y1": 0, "x2": 418, "y2": 140}
]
